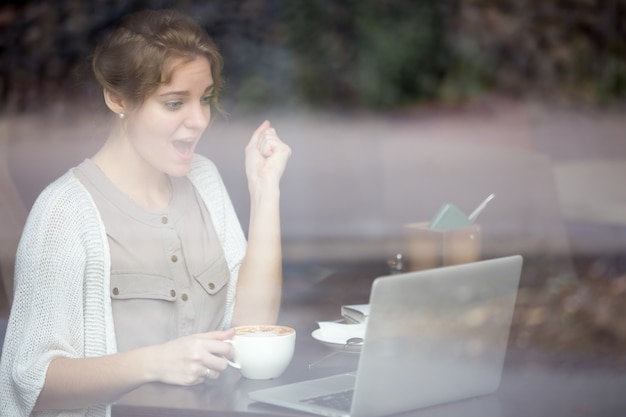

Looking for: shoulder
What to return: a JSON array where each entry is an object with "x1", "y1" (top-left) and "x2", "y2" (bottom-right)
[
  {"x1": 25, "y1": 170, "x2": 102, "y2": 238},
  {"x1": 33, "y1": 171, "x2": 95, "y2": 212}
]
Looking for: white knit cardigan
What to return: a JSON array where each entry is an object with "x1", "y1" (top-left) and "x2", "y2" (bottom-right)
[{"x1": 0, "y1": 154, "x2": 247, "y2": 417}]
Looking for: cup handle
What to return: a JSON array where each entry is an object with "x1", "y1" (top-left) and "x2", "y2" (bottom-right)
[{"x1": 224, "y1": 340, "x2": 241, "y2": 369}]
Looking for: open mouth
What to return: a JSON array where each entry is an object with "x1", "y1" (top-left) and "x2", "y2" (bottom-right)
[{"x1": 172, "y1": 139, "x2": 194, "y2": 156}]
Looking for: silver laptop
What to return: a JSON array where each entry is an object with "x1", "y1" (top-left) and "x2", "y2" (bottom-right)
[{"x1": 249, "y1": 255, "x2": 523, "y2": 417}]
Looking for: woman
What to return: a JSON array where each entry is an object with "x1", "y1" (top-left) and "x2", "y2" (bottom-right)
[{"x1": 0, "y1": 9, "x2": 291, "y2": 417}]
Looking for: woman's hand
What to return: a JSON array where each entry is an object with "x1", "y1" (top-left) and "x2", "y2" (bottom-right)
[
  {"x1": 35, "y1": 329, "x2": 237, "y2": 411},
  {"x1": 245, "y1": 120, "x2": 292, "y2": 191},
  {"x1": 146, "y1": 329, "x2": 235, "y2": 386}
]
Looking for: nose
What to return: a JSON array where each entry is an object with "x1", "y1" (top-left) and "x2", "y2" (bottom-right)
[{"x1": 185, "y1": 102, "x2": 210, "y2": 130}]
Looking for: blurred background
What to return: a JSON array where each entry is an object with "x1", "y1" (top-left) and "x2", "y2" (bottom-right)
[
  {"x1": 2, "y1": 0, "x2": 626, "y2": 384},
  {"x1": 1, "y1": 0, "x2": 625, "y2": 113}
]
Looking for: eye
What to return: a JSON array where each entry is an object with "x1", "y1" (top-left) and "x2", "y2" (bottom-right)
[
  {"x1": 201, "y1": 95, "x2": 213, "y2": 106},
  {"x1": 165, "y1": 101, "x2": 183, "y2": 111}
]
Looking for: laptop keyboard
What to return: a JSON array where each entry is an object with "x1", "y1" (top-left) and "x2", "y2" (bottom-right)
[{"x1": 300, "y1": 389, "x2": 354, "y2": 412}]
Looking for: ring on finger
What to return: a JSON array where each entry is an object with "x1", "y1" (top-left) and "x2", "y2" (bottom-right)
[{"x1": 206, "y1": 368, "x2": 212, "y2": 378}]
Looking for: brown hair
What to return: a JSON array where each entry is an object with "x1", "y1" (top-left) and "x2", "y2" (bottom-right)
[{"x1": 92, "y1": 9, "x2": 224, "y2": 111}]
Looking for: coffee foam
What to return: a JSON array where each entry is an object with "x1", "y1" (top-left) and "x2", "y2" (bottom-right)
[{"x1": 235, "y1": 325, "x2": 294, "y2": 337}]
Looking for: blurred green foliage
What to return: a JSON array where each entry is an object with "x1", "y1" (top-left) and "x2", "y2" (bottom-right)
[
  {"x1": 1, "y1": 0, "x2": 625, "y2": 113},
  {"x1": 279, "y1": 1, "x2": 449, "y2": 110},
  {"x1": 274, "y1": 0, "x2": 626, "y2": 109},
  {"x1": 440, "y1": 0, "x2": 626, "y2": 105}
]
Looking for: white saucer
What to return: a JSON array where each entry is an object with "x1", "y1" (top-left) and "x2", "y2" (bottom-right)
[{"x1": 311, "y1": 329, "x2": 362, "y2": 353}]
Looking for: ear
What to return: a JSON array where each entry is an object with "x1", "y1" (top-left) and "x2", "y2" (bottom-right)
[{"x1": 103, "y1": 89, "x2": 127, "y2": 116}]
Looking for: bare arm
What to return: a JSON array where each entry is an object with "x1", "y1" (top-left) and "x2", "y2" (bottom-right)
[
  {"x1": 34, "y1": 330, "x2": 234, "y2": 411},
  {"x1": 232, "y1": 120, "x2": 291, "y2": 326}
]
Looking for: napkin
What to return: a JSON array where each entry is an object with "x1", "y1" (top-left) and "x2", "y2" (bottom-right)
[
  {"x1": 316, "y1": 321, "x2": 366, "y2": 345},
  {"x1": 341, "y1": 304, "x2": 370, "y2": 323}
]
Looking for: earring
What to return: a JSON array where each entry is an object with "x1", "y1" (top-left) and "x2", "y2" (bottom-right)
[{"x1": 119, "y1": 112, "x2": 125, "y2": 119}]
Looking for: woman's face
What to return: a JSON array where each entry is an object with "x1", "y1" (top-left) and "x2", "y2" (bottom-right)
[{"x1": 124, "y1": 56, "x2": 214, "y2": 177}]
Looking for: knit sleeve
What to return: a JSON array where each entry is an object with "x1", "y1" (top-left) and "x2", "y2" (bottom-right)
[
  {"x1": 188, "y1": 155, "x2": 247, "y2": 329},
  {"x1": 0, "y1": 173, "x2": 112, "y2": 417}
]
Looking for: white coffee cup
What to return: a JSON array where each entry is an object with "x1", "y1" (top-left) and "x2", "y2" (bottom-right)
[{"x1": 226, "y1": 324, "x2": 296, "y2": 379}]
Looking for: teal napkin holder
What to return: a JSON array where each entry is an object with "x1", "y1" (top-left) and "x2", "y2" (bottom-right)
[{"x1": 429, "y1": 204, "x2": 472, "y2": 230}]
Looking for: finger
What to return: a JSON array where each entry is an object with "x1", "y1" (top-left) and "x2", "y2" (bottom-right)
[
  {"x1": 257, "y1": 119, "x2": 271, "y2": 131},
  {"x1": 201, "y1": 335, "x2": 236, "y2": 364},
  {"x1": 258, "y1": 129, "x2": 280, "y2": 157},
  {"x1": 202, "y1": 328, "x2": 236, "y2": 341},
  {"x1": 251, "y1": 120, "x2": 271, "y2": 145},
  {"x1": 264, "y1": 139, "x2": 292, "y2": 161},
  {"x1": 205, "y1": 368, "x2": 221, "y2": 380},
  {"x1": 202, "y1": 355, "x2": 230, "y2": 377},
  {"x1": 259, "y1": 128, "x2": 291, "y2": 158},
  {"x1": 197, "y1": 338, "x2": 234, "y2": 359}
]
